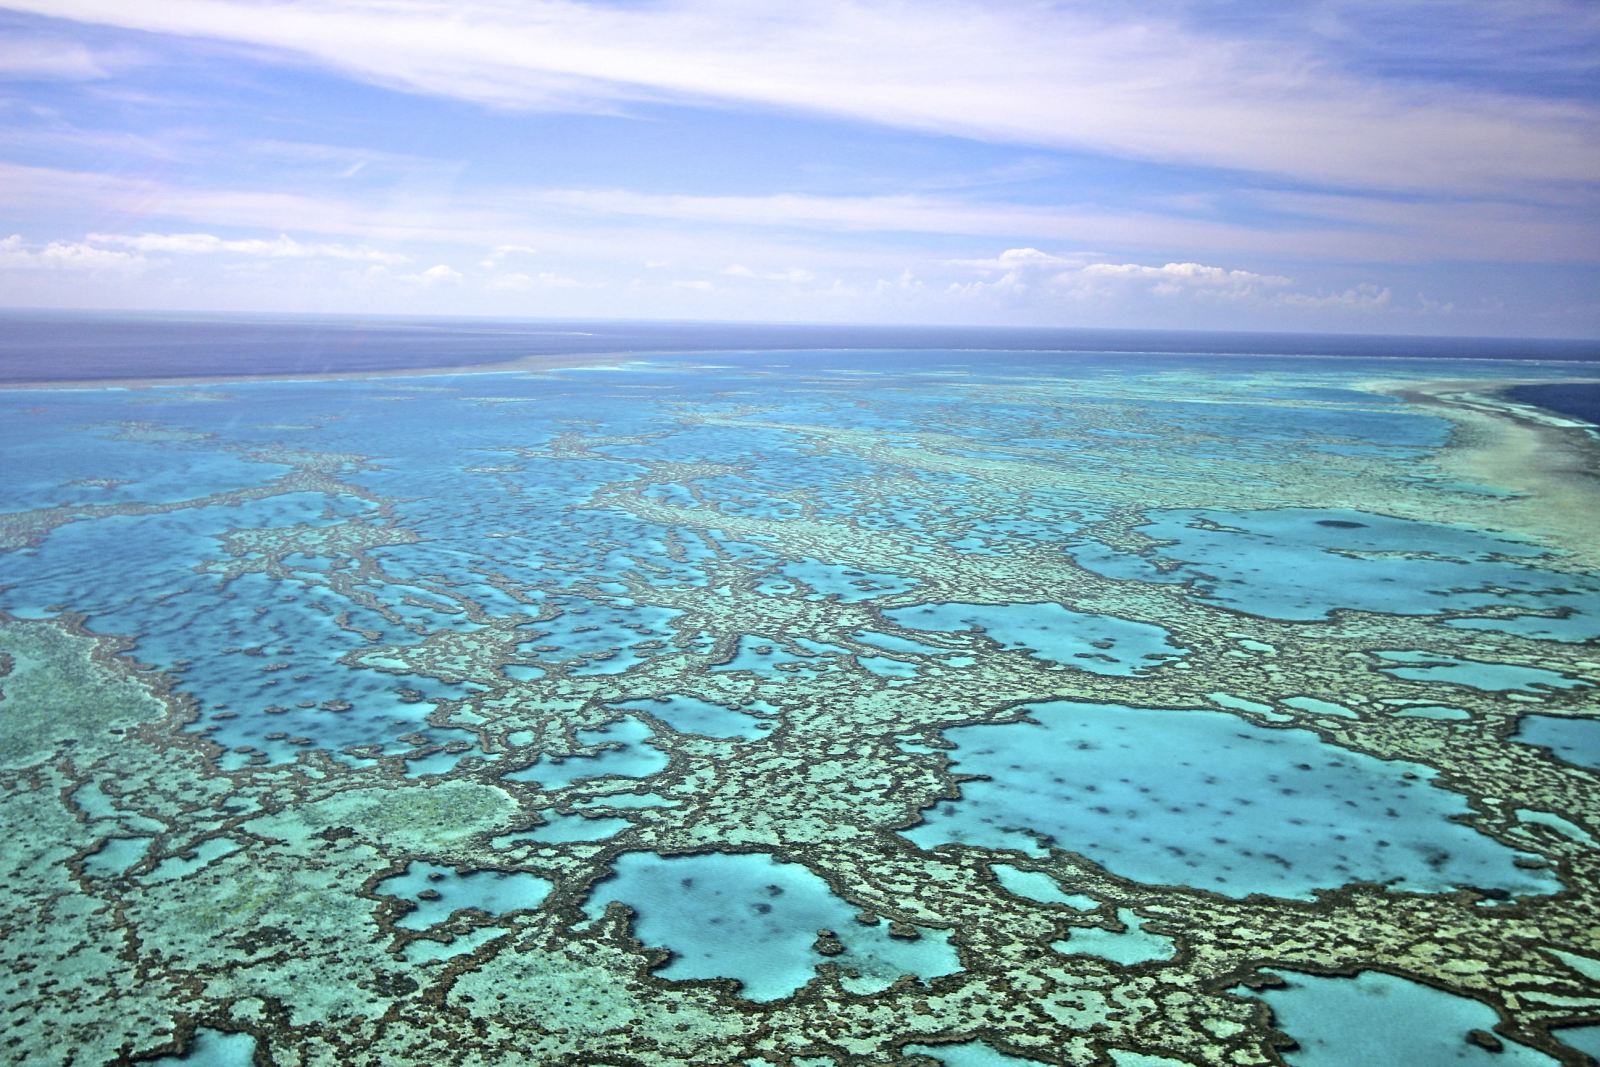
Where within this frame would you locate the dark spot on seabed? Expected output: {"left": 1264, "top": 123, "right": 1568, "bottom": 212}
{"left": 1315, "top": 519, "right": 1368, "bottom": 528}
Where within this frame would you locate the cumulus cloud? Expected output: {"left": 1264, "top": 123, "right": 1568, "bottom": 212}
{"left": 1077, "top": 261, "right": 1291, "bottom": 298}
{"left": 405, "top": 263, "right": 463, "bottom": 286}
{"left": 948, "top": 247, "right": 1309, "bottom": 305}
{"left": 946, "top": 248, "right": 1088, "bottom": 273}
{"left": 877, "top": 269, "right": 923, "bottom": 293}
{"left": 946, "top": 247, "right": 1095, "bottom": 297}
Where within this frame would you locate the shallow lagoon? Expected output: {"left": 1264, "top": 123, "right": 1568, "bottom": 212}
{"left": 1, "top": 339, "right": 1597, "bottom": 1064}
{"left": 907, "top": 700, "right": 1556, "bottom": 898}
{"left": 1243, "top": 971, "right": 1559, "bottom": 1066}
{"left": 584, "top": 851, "right": 961, "bottom": 1000}
{"left": 1071, "top": 506, "right": 1600, "bottom": 640}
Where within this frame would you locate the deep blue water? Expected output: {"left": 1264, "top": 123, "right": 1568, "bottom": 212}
{"left": 0, "top": 310, "right": 1595, "bottom": 384}
{"left": 1505, "top": 382, "right": 1600, "bottom": 427}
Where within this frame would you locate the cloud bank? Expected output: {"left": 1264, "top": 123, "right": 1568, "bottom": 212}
{"left": 5, "top": 0, "right": 1596, "bottom": 196}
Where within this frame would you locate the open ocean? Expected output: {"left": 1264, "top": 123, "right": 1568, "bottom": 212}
{"left": 1, "top": 309, "right": 1596, "bottom": 383}
{"left": 1, "top": 312, "right": 1598, "bottom": 1065}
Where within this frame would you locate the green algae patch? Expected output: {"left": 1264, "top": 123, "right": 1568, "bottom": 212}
{"left": 0, "top": 616, "right": 167, "bottom": 769}
{"left": 245, "top": 779, "right": 517, "bottom": 853}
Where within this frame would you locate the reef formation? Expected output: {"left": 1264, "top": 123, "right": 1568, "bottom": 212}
{"left": 0, "top": 349, "right": 1597, "bottom": 1065}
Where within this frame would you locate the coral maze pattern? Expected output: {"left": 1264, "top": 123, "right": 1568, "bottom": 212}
{"left": 0, "top": 349, "right": 1598, "bottom": 1065}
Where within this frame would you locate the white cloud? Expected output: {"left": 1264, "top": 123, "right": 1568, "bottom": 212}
{"left": 1077, "top": 261, "right": 1291, "bottom": 298}
{"left": 873, "top": 269, "right": 923, "bottom": 295}
{"left": 405, "top": 263, "right": 463, "bottom": 286}
{"left": 7, "top": 0, "right": 1596, "bottom": 194}
{"left": 5, "top": 160, "right": 1595, "bottom": 267}
{"left": 1278, "top": 282, "right": 1393, "bottom": 309}
{"left": 671, "top": 279, "right": 714, "bottom": 291}
{"left": 485, "top": 269, "right": 584, "bottom": 290}
{"left": 0, "top": 37, "right": 111, "bottom": 81}
{"left": 948, "top": 248, "right": 1315, "bottom": 307}
{"left": 1417, "top": 292, "right": 1457, "bottom": 315}
{"left": 89, "top": 231, "right": 408, "bottom": 263}
{"left": 478, "top": 243, "right": 539, "bottom": 269}
{"left": 946, "top": 247, "right": 1094, "bottom": 297}
{"left": 724, "top": 263, "right": 814, "bottom": 283}
{"left": 946, "top": 248, "right": 1087, "bottom": 272}
{"left": 0, "top": 233, "right": 146, "bottom": 271}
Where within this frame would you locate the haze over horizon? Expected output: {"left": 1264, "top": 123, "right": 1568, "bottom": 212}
{"left": 0, "top": 1, "right": 1596, "bottom": 338}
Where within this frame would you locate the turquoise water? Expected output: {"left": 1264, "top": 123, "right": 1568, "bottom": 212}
{"left": 611, "top": 694, "right": 774, "bottom": 739}
{"left": 503, "top": 716, "right": 670, "bottom": 788}
{"left": 377, "top": 861, "right": 553, "bottom": 930}
{"left": 990, "top": 864, "right": 1098, "bottom": 910}
{"left": 1513, "top": 714, "right": 1600, "bottom": 770}
{"left": 884, "top": 602, "right": 1185, "bottom": 675}
{"left": 1071, "top": 507, "right": 1600, "bottom": 639}
{"left": 903, "top": 1041, "right": 1048, "bottom": 1065}
{"left": 2, "top": 339, "right": 1597, "bottom": 1063}
{"left": 1557, "top": 1024, "right": 1600, "bottom": 1059}
{"left": 1053, "top": 908, "right": 1176, "bottom": 965}
{"left": 584, "top": 851, "right": 961, "bottom": 1000}
{"left": 147, "top": 1029, "right": 258, "bottom": 1066}
{"left": 496, "top": 811, "right": 632, "bottom": 844}
{"left": 1241, "top": 971, "right": 1559, "bottom": 1065}
{"left": 1374, "top": 651, "right": 1592, "bottom": 694}
{"left": 906, "top": 700, "right": 1557, "bottom": 898}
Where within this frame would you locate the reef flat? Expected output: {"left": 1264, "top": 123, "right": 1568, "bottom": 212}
{"left": 1, "top": 347, "right": 1597, "bottom": 1065}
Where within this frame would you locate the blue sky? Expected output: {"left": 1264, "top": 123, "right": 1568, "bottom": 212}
{"left": 0, "top": 0, "right": 1595, "bottom": 336}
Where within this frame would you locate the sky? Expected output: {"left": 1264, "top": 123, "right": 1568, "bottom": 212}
{"left": 0, "top": 0, "right": 1596, "bottom": 336}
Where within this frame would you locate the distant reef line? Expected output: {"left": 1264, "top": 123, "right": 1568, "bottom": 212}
{"left": 1367, "top": 375, "right": 1600, "bottom": 568}
{"left": 0, "top": 350, "right": 634, "bottom": 390}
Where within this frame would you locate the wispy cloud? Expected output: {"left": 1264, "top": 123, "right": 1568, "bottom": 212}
{"left": 478, "top": 243, "right": 539, "bottom": 270}
{"left": 724, "top": 263, "right": 815, "bottom": 283}
{"left": 1278, "top": 282, "right": 1393, "bottom": 310}
{"left": 486, "top": 269, "right": 583, "bottom": 290}
{"left": 6, "top": 0, "right": 1596, "bottom": 196}
{"left": 89, "top": 230, "right": 408, "bottom": 263}
{"left": 947, "top": 246, "right": 1367, "bottom": 311}
{"left": 0, "top": 232, "right": 146, "bottom": 270}
{"left": 946, "top": 248, "right": 1091, "bottom": 273}
{"left": 5, "top": 158, "right": 1595, "bottom": 270}
{"left": 0, "top": 35, "right": 113, "bottom": 81}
